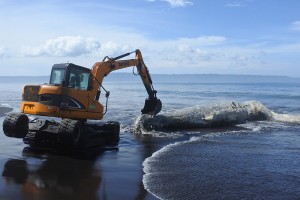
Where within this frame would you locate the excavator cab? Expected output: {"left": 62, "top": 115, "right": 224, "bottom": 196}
{"left": 49, "top": 63, "right": 91, "bottom": 90}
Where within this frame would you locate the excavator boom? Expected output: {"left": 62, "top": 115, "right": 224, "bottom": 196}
{"left": 90, "top": 49, "right": 162, "bottom": 116}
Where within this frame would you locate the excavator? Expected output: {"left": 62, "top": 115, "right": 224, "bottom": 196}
{"left": 2, "top": 49, "right": 162, "bottom": 150}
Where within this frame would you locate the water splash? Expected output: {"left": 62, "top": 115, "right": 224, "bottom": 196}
{"left": 134, "top": 100, "right": 300, "bottom": 133}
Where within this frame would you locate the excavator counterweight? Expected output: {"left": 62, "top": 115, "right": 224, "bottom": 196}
{"left": 2, "top": 49, "right": 162, "bottom": 151}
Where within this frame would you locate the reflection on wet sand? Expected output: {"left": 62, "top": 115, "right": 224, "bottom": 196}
{"left": 2, "top": 148, "right": 106, "bottom": 200}
{"left": 0, "top": 136, "right": 158, "bottom": 200}
{"left": 134, "top": 134, "right": 167, "bottom": 200}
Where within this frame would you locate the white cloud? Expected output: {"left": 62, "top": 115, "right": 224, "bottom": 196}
{"left": 4, "top": 32, "right": 300, "bottom": 76}
{"left": 177, "top": 44, "right": 215, "bottom": 62}
{"left": 99, "top": 41, "right": 133, "bottom": 56}
{"left": 225, "top": 2, "right": 245, "bottom": 8}
{"left": 17, "top": 34, "right": 227, "bottom": 69}
{"left": 13, "top": 33, "right": 297, "bottom": 76}
{"left": 147, "top": 0, "right": 193, "bottom": 7}
{"left": 291, "top": 21, "right": 300, "bottom": 31}
{"left": 132, "top": 35, "right": 280, "bottom": 74}
{"left": 126, "top": 35, "right": 227, "bottom": 69}
{"left": 177, "top": 36, "right": 226, "bottom": 46}
{"left": 164, "top": 0, "right": 193, "bottom": 7}
{"left": 156, "top": 36, "right": 226, "bottom": 64}
{"left": 225, "top": 0, "right": 252, "bottom": 8}
{"left": 0, "top": 45, "right": 8, "bottom": 58}
{"left": 21, "top": 36, "right": 101, "bottom": 57}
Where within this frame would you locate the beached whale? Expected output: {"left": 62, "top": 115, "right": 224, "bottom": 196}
{"left": 134, "top": 100, "right": 300, "bottom": 132}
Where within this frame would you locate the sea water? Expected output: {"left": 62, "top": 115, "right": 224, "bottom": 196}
{"left": 0, "top": 74, "right": 300, "bottom": 199}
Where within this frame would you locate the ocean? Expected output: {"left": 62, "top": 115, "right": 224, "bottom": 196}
{"left": 0, "top": 74, "right": 300, "bottom": 199}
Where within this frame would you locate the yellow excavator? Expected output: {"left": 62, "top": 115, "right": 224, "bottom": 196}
{"left": 3, "top": 49, "right": 162, "bottom": 149}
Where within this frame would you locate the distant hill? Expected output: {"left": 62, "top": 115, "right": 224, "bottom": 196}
{"left": 0, "top": 76, "right": 49, "bottom": 83}
{"left": 0, "top": 74, "right": 299, "bottom": 84}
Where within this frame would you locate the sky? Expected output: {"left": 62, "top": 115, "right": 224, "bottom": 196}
{"left": 0, "top": 0, "right": 300, "bottom": 77}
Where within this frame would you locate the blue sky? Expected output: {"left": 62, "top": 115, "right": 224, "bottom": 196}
{"left": 0, "top": 0, "right": 300, "bottom": 76}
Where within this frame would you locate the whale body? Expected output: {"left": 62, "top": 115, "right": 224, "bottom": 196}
{"left": 134, "top": 100, "right": 300, "bottom": 133}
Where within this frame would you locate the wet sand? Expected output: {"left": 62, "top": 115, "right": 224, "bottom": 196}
{"left": 0, "top": 114, "right": 171, "bottom": 200}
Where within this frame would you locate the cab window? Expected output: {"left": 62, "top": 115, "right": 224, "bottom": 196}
{"left": 68, "top": 68, "right": 90, "bottom": 90}
{"left": 50, "top": 68, "right": 66, "bottom": 85}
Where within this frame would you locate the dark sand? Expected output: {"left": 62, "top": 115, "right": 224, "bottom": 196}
{"left": 0, "top": 108, "right": 172, "bottom": 199}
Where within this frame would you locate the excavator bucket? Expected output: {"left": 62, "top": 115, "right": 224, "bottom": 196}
{"left": 141, "top": 98, "right": 162, "bottom": 116}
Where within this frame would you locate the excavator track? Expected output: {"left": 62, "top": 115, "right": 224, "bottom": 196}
{"left": 3, "top": 113, "right": 120, "bottom": 152}
{"left": 23, "top": 119, "right": 60, "bottom": 148}
{"left": 3, "top": 113, "right": 29, "bottom": 138}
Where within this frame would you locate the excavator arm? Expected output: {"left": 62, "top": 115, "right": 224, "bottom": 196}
{"left": 90, "top": 49, "right": 162, "bottom": 116}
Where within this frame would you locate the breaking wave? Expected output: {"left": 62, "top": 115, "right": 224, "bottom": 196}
{"left": 134, "top": 100, "right": 300, "bottom": 133}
